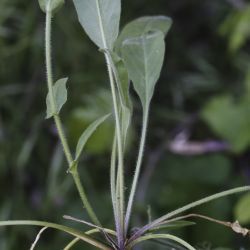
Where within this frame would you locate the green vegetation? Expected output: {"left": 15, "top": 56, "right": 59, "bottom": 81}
{"left": 0, "top": 0, "right": 250, "bottom": 249}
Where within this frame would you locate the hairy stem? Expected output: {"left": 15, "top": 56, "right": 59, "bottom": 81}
{"left": 45, "top": 10, "right": 100, "bottom": 226}
{"left": 70, "top": 169, "right": 101, "bottom": 226}
{"left": 125, "top": 107, "right": 149, "bottom": 233}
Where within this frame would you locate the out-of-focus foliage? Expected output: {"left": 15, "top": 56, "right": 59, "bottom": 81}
{"left": 202, "top": 72, "right": 250, "bottom": 153}
{"left": 0, "top": 0, "right": 250, "bottom": 249}
{"left": 220, "top": 5, "right": 250, "bottom": 52}
{"left": 235, "top": 193, "right": 250, "bottom": 224}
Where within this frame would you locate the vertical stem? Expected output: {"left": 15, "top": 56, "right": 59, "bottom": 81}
{"left": 104, "top": 53, "right": 125, "bottom": 247}
{"left": 45, "top": 10, "right": 100, "bottom": 227}
{"left": 125, "top": 107, "right": 149, "bottom": 233}
{"left": 54, "top": 115, "right": 73, "bottom": 165}
{"left": 110, "top": 133, "right": 119, "bottom": 225}
{"left": 71, "top": 169, "right": 101, "bottom": 226}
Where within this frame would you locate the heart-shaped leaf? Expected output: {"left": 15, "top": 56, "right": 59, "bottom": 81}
{"left": 72, "top": 0, "right": 121, "bottom": 50}
{"left": 121, "top": 31, "right": 165, "bottom": 110}
{"left": 38, "top": 0, "right": 64, "bottom": 13}
{"left": 46, "top": 78, "right": 68, "bottom": 119}
{"left": 75, "top": 114, "right": 110, "bottom": 162}
{"left": 115, "top": 16, "right": 172, "bottom": 54}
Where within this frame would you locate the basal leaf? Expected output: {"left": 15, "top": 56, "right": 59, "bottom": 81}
{"left": 46, "top": 78, "right": 68, "bottom": 119}
{"left": 72, "top": 0, "right": 121, "bottom": 50}
{"left": 150, "top": 220, "right": 196, "bottom": 232}
{"left": 121, "top": 31, "right": 165, "bottom": 109}
{"left": 38, "top": 0, "right": 64, "bottom": 13}
{"left": 0, "top": 220, "right": 109, "bottom": 249}
{"left": 129, "top": 234, "right": 195, "bottom": 250}
{"left": 75, "top": 114, "right": 110, "bottom": 162}
{"left": 115, "top": 16, "right": 172, "bottom": 54}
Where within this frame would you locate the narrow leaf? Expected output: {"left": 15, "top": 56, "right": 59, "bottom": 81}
{"left": 122, "top": 31, "right": 165, "bottom": 109}
{"left": 150, "top": 220, "right": 196, "bottom": 232}
{"left": 72, "top": 0, "right": 121, "bottom": 50}
{"left": 75, "top": 114, "right": 110, "bottom": 161}
{"left": 38, "top": 0, "right": 64, "bottom": 13}
{"left": 130, "top": 186, "right": 250, "bottom": 241}
{"left": 30, "top": 227, "right": 47, "bottom": 250}
{"left": 116, "top": 15, "right": 172, "bottom": 54}
{"left": 128, "top": 233, "right": 195, "bottom": 250}
{"left": 0, "top": 220, "right": 110, "bottom": 250}
{"left": 46, "top": 78, "right": 68, "bottom": 119}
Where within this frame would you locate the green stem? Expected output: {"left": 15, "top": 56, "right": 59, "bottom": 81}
{"left": 94, "top": 0, "right": 125, "bottom": 243}
{"left": 45, "top": 10, "right": 100, "bottom": 226}
{"left": 54, "top": 115, "right": 73, "bottom": 165}
{"left": 104, "top": 52, "right": 125, "bottom": 244}
{"left": 45, "top": 10, "right": 55, "bottom": 113}
{"left": 125, "top": 106, "right": 149, "bottom": 233}
{"left": 71, "top": 169, "right": 101, "bottom": 226}
{"left": 110, "top": 132, "right": 118, "bottom": 226}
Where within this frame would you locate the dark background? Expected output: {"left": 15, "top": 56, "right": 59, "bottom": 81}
{"left": 0, "top": 0, "right": 250, "bottom": 249}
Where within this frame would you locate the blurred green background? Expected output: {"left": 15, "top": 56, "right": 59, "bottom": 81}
{"left": 1, "top": 0, "right": 250, "bottom": 249}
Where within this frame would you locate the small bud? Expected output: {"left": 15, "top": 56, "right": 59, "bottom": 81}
{"left": 38, "top": 0, "right": 64, "bottom": 14}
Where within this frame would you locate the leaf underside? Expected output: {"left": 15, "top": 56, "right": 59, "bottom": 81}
{"left": 72, "top": 0, "right": 121, "bottom": 49}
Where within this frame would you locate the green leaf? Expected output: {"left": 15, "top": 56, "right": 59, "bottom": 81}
{"left": 0, "top": 220, "right": 109, "bottom": 249}
{"left": 128, "top": 233, "right": 195, "bottom": 250}
{"left": 72, "top": 0, "right": 121, "bottom": 50}
{"left": 121, "top": 30, "right": 165, "bottom": 110}
{"left": 111, "top": 52, "right": 132, "bottom": 110}
{"left": 46, "top": 78, "right": 68, "bottom": 119}
{"left": 235, "top": 193, "right": 250, "bottom": 224}
{"left": 150, "top": 221, "right": 196, "bottom": 232}
{"left": 68, "top": 89, "right": 114, "bottom": 154}
{"left": 75, "top": 114, "right": 110, "bottom": 162}
{"left": 38, "top": 0, "right": 64, "bottom": 13}
{"left": 111, "top": 52, "right": 132, "bottom": 147}
{"left": 116, "top": 15, "right": 172, "bottom": 54}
